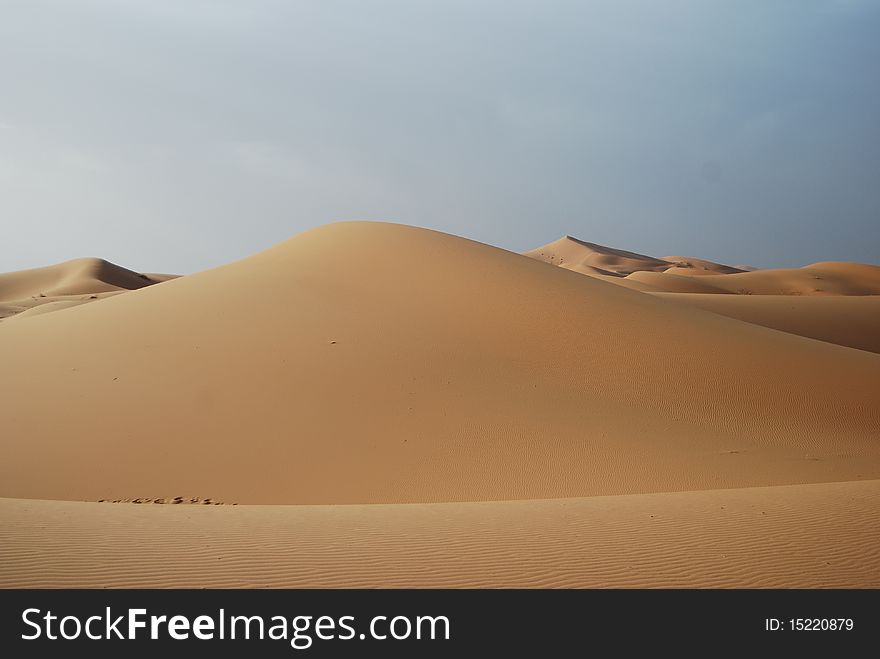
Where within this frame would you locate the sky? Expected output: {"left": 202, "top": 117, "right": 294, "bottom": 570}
{"left": 1, "top": 0, "right": 879, "bottom": 274}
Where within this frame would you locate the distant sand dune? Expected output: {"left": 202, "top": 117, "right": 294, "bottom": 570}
{"left": 524, "top": 237, "right": 745, "bottom": 279}
{"left": 2, "top": 480, "right": 877, "bottom": 588}
{"left": 525, "top": 237, "right": 880, "bottom": 296}
{"left": 660, "top": 256, "right": 746, "bottom": 275}
{"left": 621, "top": 263, "right": 880, "bottom": 295}
{"left": 525, "top": 236, "right": 671, "bottom": 276}
{"left": 661, "top": 262, "right": 880, "bottom": 296}
{"left": 0, "top": 257, "right": 158, "bottom": 299}
{"left": 0, "top": 258, "right": 176, "bottom": 320}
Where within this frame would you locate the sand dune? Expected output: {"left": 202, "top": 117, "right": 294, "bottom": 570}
{"left": 525, "top": 235, "right": 671, "bottom": 276}
{"left": 624, "top": 270, "right": 732, "bottom": 293}
{"left": 660, "top": 256, "right": 746, "bottom": 275}
{"left": 2, "top": 221, "right": 879, "bottom": 589}
{"left": 0, "top": 258, "right": 175, "bottom": 320}
{"left": 2, "top": 479, "right": 878, "bottom": 588}
{"left": 0, "top": 257, "right": 160, "bottom": 299}
{"left": 624, "top": 262, "right": 880, "bottom": 295}
{"left": 524, "top": 237, "right": 746, "bottom": 279}
{"left": 1, "top": 222, "right": 879, "bottom": 506}
{"left": 653, "top": 293, "right": 880, "bottom": 354}
{"left": 525, "top": 236, "right": 880, "bottom": 296}
{"left": 659, "top": 262, "right": 880, "bottom": 296}
{"left": 522, "top": 238, "right": 743, "bottom": 292}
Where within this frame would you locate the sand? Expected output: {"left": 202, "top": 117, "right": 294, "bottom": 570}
{"left": 1, "top": 221, "right": 878, "bottom": 588}
{"left": 653, "top": 293, "right": 880, "bottom": 353}
{"left": 660, "top": 256, "right": 746, "bottom": 275}
{"left": 2, "top": 480, "right": 877, "bottom": 588}
{"left": 625, "top": 270, "right": 732, "bottom": 293}
{"left": 0, "top": 258, "right": 175, "bottom": 321}
{"left": 525, "top": 235, "right": 672, "bottom": 275}
{"left": 526, "top": 235, "right": 880, "bottom": 296}
{"left": 645, "top": 262, "right": 880, "bottom": 296}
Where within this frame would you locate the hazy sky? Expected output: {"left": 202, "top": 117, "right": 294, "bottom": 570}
{"left": 1, "top": 0, "right": 879, "bottom": 273}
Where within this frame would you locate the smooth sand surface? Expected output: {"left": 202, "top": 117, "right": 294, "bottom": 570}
{"left": 625, "top": 270, "right": 732, "bottom": 293}
{"left": 571, "top": 272, "right": 667, "bottom": 292}
{"left": 2, "top": 480, "right": 878, "bottom": 588}
{"left": 2, "top": 222, "right": 878, "bottom": 588}
{"left": 653, "top": 293, "right": 880, "bottom": 354}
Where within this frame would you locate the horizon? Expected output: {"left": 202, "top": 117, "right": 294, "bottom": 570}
{"left": 1, "top": 218, "right": 875, "bottom": 277}
{"left": 2, "top": 0, "right": 879, "bottom": 273}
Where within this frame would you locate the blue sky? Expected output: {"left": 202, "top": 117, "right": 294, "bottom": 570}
{"left": 1, "top": 0, "right": 878, "bottom": 273}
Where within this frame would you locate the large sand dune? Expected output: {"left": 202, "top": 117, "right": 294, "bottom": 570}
{"left": 526, "top": 235, "right": 880, "bottom": 296}
{"left": 1, "top": 222, "right": 879, "bottom": 505}
{"left": 2, "top": 221, "right": 878, "bottom": 588}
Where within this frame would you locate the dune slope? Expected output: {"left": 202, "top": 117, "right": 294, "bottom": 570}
{"left": 0, "top": 222, "right": 879, "bottom": 504}
{"left": 624, "top": 270, "right": 732, "bottom": 294}
{"left": 653, "top": 293, "right": 880, "bottom": 354}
